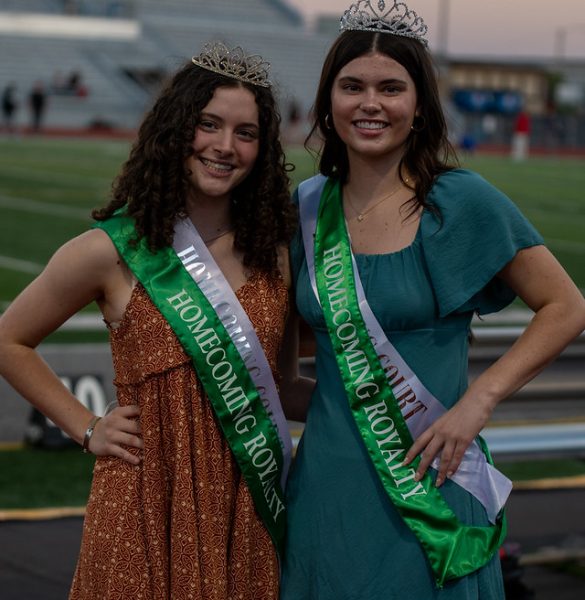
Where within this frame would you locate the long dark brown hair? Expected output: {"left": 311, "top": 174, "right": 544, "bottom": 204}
{"left": 93, "top": 60, "right": 297, "bottom": 273}
{"left": 307, "top": 30, "right": 458, "bottom": 209}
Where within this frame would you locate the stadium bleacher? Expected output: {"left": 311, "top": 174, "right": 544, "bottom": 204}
{"left": 0, "top": 0, "right": 334, "bottom": 130}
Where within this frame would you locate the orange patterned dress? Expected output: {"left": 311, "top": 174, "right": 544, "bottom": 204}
{"left": 69, "top": 270, "right": 288, "bottom": 600}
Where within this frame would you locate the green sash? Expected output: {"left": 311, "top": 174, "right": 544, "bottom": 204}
{"left": 313, "top": 179, "right": 506, "bottom": 586}
{"left": 95, "top": 214, "right": 286, "bottom": 556}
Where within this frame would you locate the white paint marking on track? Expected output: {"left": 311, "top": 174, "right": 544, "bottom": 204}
{"left": 0, "top": 255, "right": 44, "bottom": 274}
{"left": 547, "top": 238, "right": 585, "bottom": 254}
{"left": 0, "top": 194, "right": 89, "bottom": 219}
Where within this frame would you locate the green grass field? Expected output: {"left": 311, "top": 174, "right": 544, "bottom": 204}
{"left": 1, "top": 137, "right": 584, "bottom": 315}
{"left": 0, "top": 139, "right": 583, "bottom": 508}
{"left": 0, "top": 446, "right": 584, "bottom": 510}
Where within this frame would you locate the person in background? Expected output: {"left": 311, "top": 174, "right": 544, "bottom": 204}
{"left": 0, "top": 41, "right": 301, "bottom": 599}
{"left": 29, "top": 80, "right": 47, "bottom": 132}
{"left": 1, "top": 82, "right": 18, "bottom": 134}
{"left": 281, "top": 1, "right": 585, "bottom": 598}
{"left": 511, "top": 109, "right": 531, "bottom": 161}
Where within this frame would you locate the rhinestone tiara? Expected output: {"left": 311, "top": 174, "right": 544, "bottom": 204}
{"left": 192, "top": 41, "right": 271, "bottom": 88}
{"left": 340, "top": 1, "right": 429, "bottom": 47}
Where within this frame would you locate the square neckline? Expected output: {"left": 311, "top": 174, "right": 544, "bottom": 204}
{"left": 351, "top": 213, "right": 424, "bottom": 259}
{"left": 105, "top": 269, "right": 285, "bottom": 334}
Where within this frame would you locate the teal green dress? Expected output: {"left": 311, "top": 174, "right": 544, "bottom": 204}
{"left": 281, "top": 170, "right": 544, "bottom": 599}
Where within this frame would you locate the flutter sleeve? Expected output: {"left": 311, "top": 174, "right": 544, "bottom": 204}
{"left": 420, "top": 169, "right": 544, "bottom": 317}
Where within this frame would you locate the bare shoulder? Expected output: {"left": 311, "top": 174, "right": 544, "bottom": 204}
{"left": 0, "top": 229, "right": 126, "bottom": 345}
{"left": 36, "top": 228, "right": 128, "bottom": 307}
{"left": 53, "top": 228, "right": 119, "bottom": 271}
{"left": 499, "top": 245, "right": 585, "bottom": 313}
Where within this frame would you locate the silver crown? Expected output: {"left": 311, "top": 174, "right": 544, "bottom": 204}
{"left": 340, "top": 1, "right": 428, "bottom": 47}
{"left": 192, "top": 42, "right": 271, "bottom": 88}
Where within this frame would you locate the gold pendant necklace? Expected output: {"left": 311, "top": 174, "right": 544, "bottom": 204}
{"left": 346, "top": 177, "right": 410, "bottom": 222}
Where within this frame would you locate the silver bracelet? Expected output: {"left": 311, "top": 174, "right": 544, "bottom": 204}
{"left": 82, "top": 416, "right": 101, "bottom": 454}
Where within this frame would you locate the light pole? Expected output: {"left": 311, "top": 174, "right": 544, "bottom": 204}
{"left": 554, "top": 24, "right": 585, "bottom": 62}
{"left": 436, "top": 0, "right": 451, "bottom": 62}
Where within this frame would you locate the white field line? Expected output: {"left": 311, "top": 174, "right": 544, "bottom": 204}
{"left": 0, "top": 194, "right": 89, "bottom": 219}
{"left": 0, "top": 163, "right": 111, "bottom": 187}
{"left": 0, "top": 255, "right": 44, "bottom": 274}
{"left": 524, "top": 206, "right": 585, "bottom": 221}
{"left": 547, "top": 238, "right": 585, "bottom": 254}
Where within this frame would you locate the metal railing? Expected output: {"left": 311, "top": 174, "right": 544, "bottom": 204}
{"left": 298, "top": 328, "right": 585, "bottom": 458}
{"left": 1, "top": 321, "right": 584, "bottom": 456}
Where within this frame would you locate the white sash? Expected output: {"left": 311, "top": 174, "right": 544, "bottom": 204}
{"left": 298, "top": 176, "right": 511, "bottom": 523}
{"left": 173, "top": 217, "right": 292, "bottom": 487}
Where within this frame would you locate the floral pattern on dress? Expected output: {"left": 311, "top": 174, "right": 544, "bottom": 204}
{"left": 70, "top": 270, "right": 288, "bottom": 600}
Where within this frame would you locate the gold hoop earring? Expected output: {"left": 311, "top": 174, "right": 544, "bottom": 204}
{"left": 324, "top": 113, "right": 333, "bottom": 130}
{"left": 410, "top": 115, "right": 426, "bottom": 133}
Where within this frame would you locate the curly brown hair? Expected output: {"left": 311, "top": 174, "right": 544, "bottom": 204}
{"left": 307, "top": 30, "right": 459, "bottom": 212}
{"left": 93, "top": 59, "right": 297, "bottom": 273}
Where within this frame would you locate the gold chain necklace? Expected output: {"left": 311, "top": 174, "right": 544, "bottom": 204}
{"left": 346, "top": 177, "right": 410, "bottom": 222}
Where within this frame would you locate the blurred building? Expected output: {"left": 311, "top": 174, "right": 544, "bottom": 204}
{"left": 450, "top": 60, "right": 549, "bottom": 115}
{"left": 448, "top": 57, "right": 585, "bottom": 151}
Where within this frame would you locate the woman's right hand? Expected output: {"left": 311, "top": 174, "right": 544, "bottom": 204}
{"left": 87, "top": 405, "right": 143, "bottom": 465}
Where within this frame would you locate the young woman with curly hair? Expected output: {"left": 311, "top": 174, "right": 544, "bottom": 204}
{"left": 0, "top": 42, "right": 306, "bottom": 600}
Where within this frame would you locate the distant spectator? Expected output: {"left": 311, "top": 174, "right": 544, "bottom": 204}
{"left": 66, "top": 70, "right": 89, "bottom": 97}
{"left": 29, "top": 81, "right": 47, "bottom": 133}
{"left": 511, "top": 110, "right": 531, "bottom": 161}
{"left": 1, "top": 83, "right": 18, "bottom": 133}
{"left": 68, "top": 71, "right": 81, "bottom": 91}
{"left": 50, "top": 69, "right": 88, "bottom": 97}
{"left": 76, "top": 82, "right": 89, "bottom": 98}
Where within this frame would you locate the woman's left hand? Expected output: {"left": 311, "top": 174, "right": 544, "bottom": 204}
{"left": 402, "top": 394, "right": 493, "bottom": 486}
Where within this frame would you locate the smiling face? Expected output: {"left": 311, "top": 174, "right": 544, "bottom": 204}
{"left": 330, "top": 51, "right": 418, "bottom": 167}
{"left": 185, "top": 85, "right": 260, "bottom": 205}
